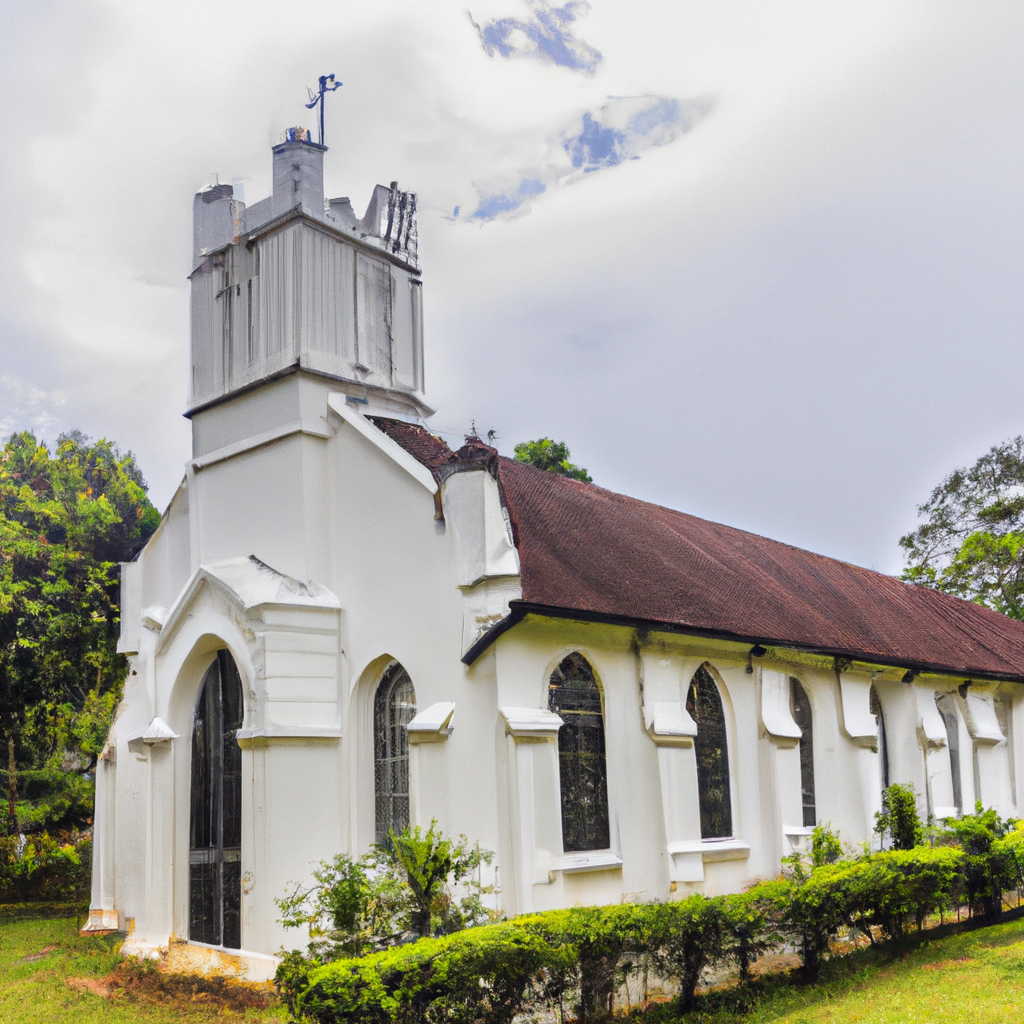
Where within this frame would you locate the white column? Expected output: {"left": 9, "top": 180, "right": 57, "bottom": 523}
{"left": 82, "top": 745, "right": 119, "bottom": 933}
{"left": 498, "top": 707, "right": 564, "bottom": 914}
{"left": 759, "top": 668, "right": 804, "bottom": 859}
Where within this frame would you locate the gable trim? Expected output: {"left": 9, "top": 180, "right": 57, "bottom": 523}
{"left": 327, "top": 394, "right": 437, "bottom": 494}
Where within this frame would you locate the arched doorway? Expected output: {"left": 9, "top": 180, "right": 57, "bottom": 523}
{"left": 189, "top": 650, "right": 243, "bottom": 948}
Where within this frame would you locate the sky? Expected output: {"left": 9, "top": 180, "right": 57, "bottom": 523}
{"left": 0, "top": 0, "right": 1022, "bottom": 575}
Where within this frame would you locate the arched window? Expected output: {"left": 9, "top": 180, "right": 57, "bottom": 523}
{"left": 189, "top": 650, "right": 243, "bottom": 949}
{"left": 790, "top": 678, "right": 816, "bottom": 827}
{"left": 374, "top": 663, "right": 416, "bottom": 845}
{"left": 686, "top": 665, "right": 732, "bottom": 839}
{"left": 935, "top": 693, "right": 963, "bottom": 815}
{"left": 870, "top": 684, "right": 889, "bottom": 791}
{"left": 548, "top": 653, "right": 610, "bottom": 852}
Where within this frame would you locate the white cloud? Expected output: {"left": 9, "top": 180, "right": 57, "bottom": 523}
{"left": 0, "top": 1, "right": 1022, "bottom": 574}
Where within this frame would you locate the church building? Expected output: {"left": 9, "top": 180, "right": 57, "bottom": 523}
{"left": 85, "top": 129, "right": 1024, "bottom": 978}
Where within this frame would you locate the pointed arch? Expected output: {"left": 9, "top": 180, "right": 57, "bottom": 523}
{"left": 189, "top": 649, "right": 244, "bottom": 949}
{"left": 790, "top": 677, "right": 816, "bottom": 827}
{"left": 686, "top": 664, "right": 732, "bottom": 839}
{"left": 870, "top": 684, "right": 889, "bottom": 792}
{"left": 373, "top": 662, "right": 416, "bottom": 844}
{"left": 548, "top": 652, "right": 610, "bottom": 852}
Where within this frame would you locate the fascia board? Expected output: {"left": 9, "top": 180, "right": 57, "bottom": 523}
{"left": 327, "top": 394, "right": 437, "bottom": 494}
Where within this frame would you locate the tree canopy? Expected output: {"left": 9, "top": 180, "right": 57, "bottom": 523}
{"left": 900, "top": 436, "right": 1024, "bottom": 619}
{"left": 0, "top": 430, "right": 159, "bottom": 834}
{"left": 513, "top": 438, "right": 592, "bottom": 483}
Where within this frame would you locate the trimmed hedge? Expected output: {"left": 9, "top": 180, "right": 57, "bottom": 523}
{"left": 282, "top": 842, "right": 1019, "bottom": 1022}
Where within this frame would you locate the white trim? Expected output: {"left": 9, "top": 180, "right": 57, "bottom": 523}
{"left": 556, "top": 851, "right": 623, "bottom": 874}
{"left": 190, "top": 420, "right": 329, "bottom": 472}
{"left": 500, "top": 706, "right": 563, "bottom": 739}
{"left": 407, "top": 701, "right": 456, "bottom": 743}
{"left": 668, "top": 838, "right": 751, "bottom": 862}
{"left": 327, "top": 393, "right": 438, "bottom": 494}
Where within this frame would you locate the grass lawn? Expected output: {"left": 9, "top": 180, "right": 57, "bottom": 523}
{"left": 688, "top": 915, "right": 1024, "bottom": 1023}
{"left": 1, "top": 914, "right": 1023, "bottom": 1023}
{"left": 0, "top": 915, "right": 284, "bottom": 1023}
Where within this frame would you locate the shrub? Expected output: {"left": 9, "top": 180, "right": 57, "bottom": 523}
{"left": 993, "top": 819, "right": 1024, "bottom": 902}
{"left": 937, "top": 806, "right": 1014, "bottom": 916}
{"left": 722, "top": 884, "right": 785, "bottom": 983}
{"left": 295, "top": 921, "right": 565, "bottom": 1024}
{"left": 279, "top": 813, "right": 1019, "bottom": 1020}
{"left": 843, "top": 847, "right": 963, "bottom": 940}
{"left": 0, "top": 830, "right": 91, "bottom": 903}
{"left": 649, "top": 895, "right": 729, "bottom": 1013}
{"left": 875, "top": 783, "right": 924, "bottom": 850}
{"left": 276, "top": 823, "right": 495, "bottom": 961}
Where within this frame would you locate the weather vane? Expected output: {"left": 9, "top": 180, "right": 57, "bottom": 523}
{"left": 305, "top": 74, "right": 342, "bottom": 146}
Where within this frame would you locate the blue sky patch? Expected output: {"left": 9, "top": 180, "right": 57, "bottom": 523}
{"left": 474, "top": 1, "right": 601, "bottom": 75}
{"left": 470, "top": 177, "right": 548, "bottom": 220}
{"left": 566, "top": 112, "right": 625, "bottom": 170}
{"left": 453, "top": 95, "right": 713, "bottom": 222}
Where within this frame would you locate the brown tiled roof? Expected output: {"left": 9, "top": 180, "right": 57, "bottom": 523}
{"left": 375, "top": 418, "right": 1024, "bottom": 680}
{"left": 370, "top": 418, "right": 455, "bottom": 469}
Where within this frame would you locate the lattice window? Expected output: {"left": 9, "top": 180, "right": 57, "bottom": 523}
{"left": 374, "top": 664, "right": 416, "bottom": 845}
{"left": 790, "top": 678, "right": 816, "bottom": 827}
{"left": 935, "top": 693, "right": 963, "bottom": 814}
{"left": 189, "top": 650, "right": 244, "bottom": 949}
{"left": 549, "top": 653, "right": 610, "bottom": 852}
{"left": 686, "top": 665, "right": 732, "bottom": 839}
{"left": 869, "top": 684, "right": 889, "bottom": 791}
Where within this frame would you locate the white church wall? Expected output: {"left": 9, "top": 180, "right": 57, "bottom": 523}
{"left": 194, "top": 435, "right": 311, "bottom": 579}
{"left": 327, "top": 418, "right": 501, "bottom": 866}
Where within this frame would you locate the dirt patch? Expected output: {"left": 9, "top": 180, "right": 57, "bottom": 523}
{"left": 922, "top": 957, "right": 976, "bottom": 970}
{"left": 749, "top": 952, "right": 802, "bottom": 977}
{"left": 64, "top": 960, "right": 277, "bottom": 1011}
{"left": 67, "top": 976, "right": 116, "bottom": 997}
{"left": 20, "top": 944, "right": 58, "bottom": 962}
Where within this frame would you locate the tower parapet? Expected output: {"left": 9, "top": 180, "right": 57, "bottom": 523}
{"left": 188, "top": 128, "right": 425, "bottom": 420}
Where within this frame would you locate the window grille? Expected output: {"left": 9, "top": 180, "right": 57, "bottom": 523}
{"left": 869, "top": 684, "right": 889, "bottom": 791}
{"left": 548, "top": 653, "right": 610, "bottom": 852}
{"left": 790, "top": 678, "right": 816, "bottom": 827}
{"left": 189, "top": 650, "right": 243, "bottom": 949}
{"left": 374, "top": 664, "right": 416, "bottom": 845}
{"left": 686, "top": 665, "right": 732, "bottom": 839}
{"left": 934, "top": 693, "right": 963, "bottom": 814}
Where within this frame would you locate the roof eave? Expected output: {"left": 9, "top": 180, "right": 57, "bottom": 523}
{"left": 461, "top": 600, "right": 1024, "bottom": 685}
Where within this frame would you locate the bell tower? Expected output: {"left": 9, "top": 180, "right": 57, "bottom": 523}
{"left": 186, "top": 128, "right": 428, "bottom": 455}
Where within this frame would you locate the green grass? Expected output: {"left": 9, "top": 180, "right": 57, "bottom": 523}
{"left": 0, "top": 915, "right": 283, "bottom": 1023}
{"left": 3, "top": 914, "right": 1023, "bottom": 1023}
{"left": 685, "top": 916, "right": 1024, "bottom": 1023}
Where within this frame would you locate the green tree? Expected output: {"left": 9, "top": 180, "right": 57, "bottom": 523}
{"left": 0, "top": 430, "right": 158, "bottom": 833}
{"left": 513, "top": 438, "right": 592, "bottom": 483}
{"left": 900, "top": 436, "right": 1024, "bottom": 617}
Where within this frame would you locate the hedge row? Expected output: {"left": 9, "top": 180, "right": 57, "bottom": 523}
{"left": 279, "top": 842, "right": 1018, "bottom": 1023}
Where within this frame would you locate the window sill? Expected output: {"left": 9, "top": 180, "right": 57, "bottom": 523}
{"left": 667, "top": 839, "right": 751, "bottom": 863}
{"left": 556, "top": 852, "right": 623, "bottom": 874}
